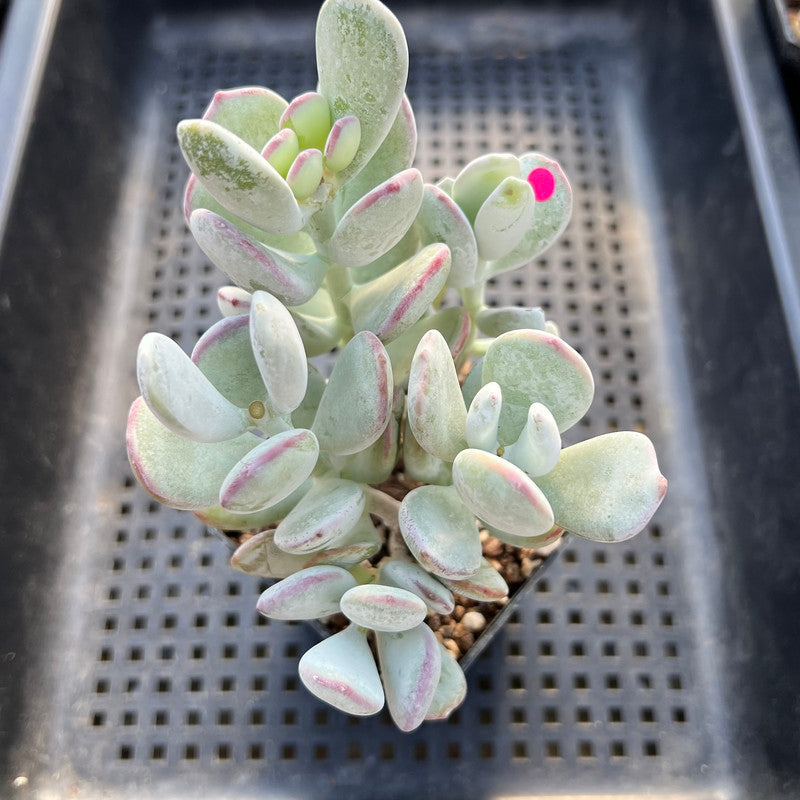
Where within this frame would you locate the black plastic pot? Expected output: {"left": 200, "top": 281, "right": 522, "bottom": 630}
{"left": 2, "top": 0, "right": 800, "bottom": 798}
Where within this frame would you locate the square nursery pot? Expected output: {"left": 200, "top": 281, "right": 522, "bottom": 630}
{"left": 2, "top": 0, "right": 800, "bottom": 798}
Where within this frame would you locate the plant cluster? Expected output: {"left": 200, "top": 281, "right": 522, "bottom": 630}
{"left": 126, "top": 0, "right": 667, "bottom": 731}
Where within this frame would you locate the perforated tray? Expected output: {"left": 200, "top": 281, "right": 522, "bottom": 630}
{"left": 2, "top": 1, "right": 800, "bottom": 799}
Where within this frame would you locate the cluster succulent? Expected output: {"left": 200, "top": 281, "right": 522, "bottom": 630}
{"left": 126, "top": 0, "right": 667, "bottom": 732}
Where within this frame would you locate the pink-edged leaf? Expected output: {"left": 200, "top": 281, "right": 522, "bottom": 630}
{"left": 338, "top": 415, "right": 399, "bottom": 484}
{"left": 465, "top": 381, "right": 502, "bottom": 453}
{"left": 312, "top": 331, "right": 393, "bottom": 456}
{"left": 473, "top": 175, "right": 535, "bottom": 261}
{"left": 229, "top": 526, "right": 312, "bottom": 579}
{"left": 482, "top": 328, "right": 594, "bottom": 443}
{"left": 274, "top": 477, "right": 366, "bottom": 554}
{"left": 324, "top": 115, "right": 361, "bottom": 173}
{"left": 217, "top": 286, "right": 252, "bottom": 317}
{"left": 177, "top": 119, "right": 303, "bottom": 235}
{"left": 279, "top": 91, "right": 331, "bottom": 151}
{"left": 219, "top": 428, "right": 319, "bottom": 513}
{"left": 407, "top": 329, "right": 467, "bottom": 462}
{"left": 340, "top": 584, "right": 427, "bottom": 632}
{"left": 261, "top": 127, "right": 300, "bottom": 177}
{"left": 451, "top": 153, "right": 520, "bottom": 223}
{"left": 126, "top": 396, "right": 255, "bottom": 511}
{"left": 137, "top": 332, "right": 248, "bottom": 442}
{"left": 439, "top": 558, "right": 509, "bottom": 602}
{"left": 399, "top": 485, "right": 481, "bottom": 580}
{"left": 534, "top": 431, "right": 668, "bottom": 543}
{"left": 349, "top": 243, "right": 451, "bottom": 344}
{"left": 452, "top": 448, "right": 554, "bottom": 537}
{"left": 249, "top": 290, "right": 307, "bottom": 416}
{"left": 329, "top": 168, "right": 424, "bottom": 268}
{"left": 285, "top": 147, "right": 324, "bottom": 201}
{"left": 376, "top": 624, "right": 441, "bottom": 732}
{"left": 202, "top": 86, "right": 287, "bottom": 150}
{"left": 190, "top": 209, "right": 325, "bottom": 307}
{"left": 256, "top": 565, "right": 357, "bottom": 619}
{"left": 299, "top": 625, "right": 385, "bottom": 716}
{"left": 414, "top": 183, "right": 478, "bottom": 288}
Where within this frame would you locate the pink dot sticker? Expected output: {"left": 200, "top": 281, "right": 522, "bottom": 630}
{"left": 527, "top": 167, "right": 556, "bottom": 202}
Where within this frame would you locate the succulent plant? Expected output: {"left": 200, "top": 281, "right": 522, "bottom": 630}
{"left": 126, "top": 0, "right": 667, "bottom": 732}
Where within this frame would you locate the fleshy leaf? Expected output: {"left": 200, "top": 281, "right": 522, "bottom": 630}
{"left": 202, "top": 86, "right": 287, "bottom": 150}
{"left": 286, "top": 148, "right": 324, "bottom": 201}
{"left": 274, "top": 477, "right": 366, "bottom": 554}
{"left": 407, "top": 329, "right": 467, "bottom": 461}
{"left": 452, "top": 448, "right": 554, "bottom": 537}
{"left": 488, "top": 153, "right": 572, "bottom": 276}
{"left": 340, "top": 584, "right": 427, "bottom": 632}
{"left": 451, "top": 153, "right": 520, "bottom": 223}
{"left": 482, "top": 328, "right": 594, "bottom": 443}
{"left": 338, "top": 94, "right": 416, "bottom": 211}
{"left": 256, "top": 565, "right": 357, "bottom": 619}
{"left": 504, "top": 402, "right": 561, "bottom": 478}
{"left": 230, "top": 528, "right": 314, "bottom": 579}
{"left": 329, "top": 168, "right": 424, "bottom": 268}
{"left": 439, "top": 558, "right": 509, "bottom": 602}
{"left": 312, "top": 331, "right": 393, "bottom": 456}
{"left": 324, "top": 115, "right": 361, "bottom": 173}
{"left": 349, "top": 243, "right": 451, "bottom": 343}
{"left": 379, "top": 559, "right": 454, "bottom": 615}
{"left": 473, "top": 175, "right": 535, "bottom": 261}
{"left": 217, "top": 286, "right": 252, "bottom": 317}
{"left": 137, "top": 332, "right": 248, "bottom": 442}
{"left": 414, "top": 184, "right": 478, "bottom": 288}
{"left": 183, "top": 173, "right": 313, "bottom": 253}
{"left": 350, "top": 224, "right": 421, "bottom": 284}
{"left": 190, "top": 209, "right": 326, "bottom": 306}
{"left": 219, "top": 428, "right": 319, "bottom": 513}
{"left": 126, "top": 397, "right": 256, "bottom": 511}
{"left": 177, "top": 119, "right": 303, "bottom": 234}
{"left": 376, "top": 624, "right": 441, "bottom": 732}
{"left": 425, "top": 645, "right": 467, "bottom": 720}
{"left": 250, "top": 290, "right": 308, "bottom": 415}
{"left": 401, "top": 421, "right": 453, "bottom": 486}
{"left": 534, "top": 432, "right": 668, "bottom": 542}
{"left": 299, "top": 625, "right": 384, "bottom": 716}
{"left": 279, "top": 91, "right": 331, "bottom": 151}
{"left": 386, "top": 306, "right": 470, "bottom": 387}
{"left": 191, "top": 315, "right": 265, "bottom": 409}
{"left": 196, "top": 480, "right": 311, "bottom": 533}
{"left": 476, "top": 305, "right": 546, "bottom": 337}
{"left": 316, "top": 0, "right": 408, "bottom": 182}
{"left": 485, "top": 523, "right": 564, "bottom": 549}
{"left": 261, "top": 128, "right": 300, "bottom": 177}
{"left": 465, "top": 381, "right": 502, "bottom": 453}
{"left": 460, "top": 357, "right": 483, "bottom": 410}
{"left": 399, "top": 485, "right": 481, "bottom": 580}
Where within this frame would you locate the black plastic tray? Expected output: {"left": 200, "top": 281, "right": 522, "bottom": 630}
{"left": 2, "top": 0, "right": 800, "bottom": 798}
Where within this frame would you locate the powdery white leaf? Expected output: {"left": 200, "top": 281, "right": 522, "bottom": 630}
{"left": 137, "top": 332, "right": 248, "bottom": 442}
{"left": 250, "top": 290, "right": 308, "bottom": 416}
{"left": 379, "top": 560, "right": 454, "bottom": 615}
{"left": 476, "top": 305, "right": 546, "bottom": 337}
{"left": 534, "top": 431, "right": 668, "bottom": 542}
{"left": 401, "top": 421, "right": 453, "bottom": 486}
{"left": 465, "top": 381, "right": 502, "bottom": 453}
{"left": 407, "top": 329, "right": 467, "bottom": 461}
{"left": 329, "top": 168, "right": 424, "bottom": 268}
{"left": 202, "top": 86, "right": 287, "bottom": 151}
{"left": 190, "top": 209, "right": 325, "bottom": 307}
{"left": 316, "top": 0, "right": 408, "bottom": 182}
{"left": 256, "top": 565, "right": 357, "bottom": 619}
{"left": 452, "top": 448, "right": 554, "bottom": 537}
{"left": 274, "top": 477, "right": 366, "bottom": 554}
{"left": 177, "top": 119, "right": 302, "bottom": 234}
{"left": 219, "top": 428, "right": 319, "bottom": 513}
{"left": 425, "top": 645, "right": 467, "bottom": 720}
{"left": 217, "top": 286, "right": 252, "bottom": 317}
{"left": 482, "top": 328, "right": 594, "bottom": 443}
{"left": 376, "top": 624, "right": 441, "bottom": 732}
{"left": 473, "top": 175, "right": 535, "bottom": 261}
{"left": 451, "top": 153, "right": 520, "bottom": 223}
{"left": 324, "top": 115, "right": 361, "bottom": 173}
{"left": 299, "top": 625, "right": 384, "bottom": 716}
{"left": 504, "top": 402, "right": 561, "bottom": 478}
{"left": 439, "top": 558, "right": 509, "bottom": 602}
{"left": 399, "top": 485, "right": 481, "bottom": 580}
{"left": 312, "top": 331, "right": 393, "bottom": 456}
{"left": 279, "top": 91, "right": 331, "bottom": 151}
{"left": 340, "top": 584, "right": 427, "bottom": 632}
